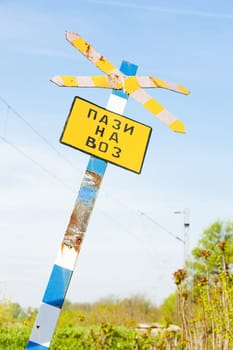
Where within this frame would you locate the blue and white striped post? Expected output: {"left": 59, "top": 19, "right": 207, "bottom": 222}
{"left": 26, "top": 61, "right": 138, "bottom": 349}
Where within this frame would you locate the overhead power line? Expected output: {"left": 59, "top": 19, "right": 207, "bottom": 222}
{"left": 139, "top": 210, "right": 184, "bottom": 243}
{"left": 0, "top": 95, "right": 182, "bottom": 247}
{"left": 0, "top": 95, "right": 80, "bottom": 173}
{"left": 0, "top": 135, "right": 76, "bottom": 193}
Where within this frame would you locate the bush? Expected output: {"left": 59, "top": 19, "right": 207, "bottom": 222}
{"left": 0, "top": 325, "right": 156, "bottom": 350}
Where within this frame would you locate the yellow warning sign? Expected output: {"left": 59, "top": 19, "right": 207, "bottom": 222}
{"left": 60, "top": 97, "right": 152, "bottom": 173}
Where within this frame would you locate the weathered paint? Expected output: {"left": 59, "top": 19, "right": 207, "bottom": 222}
{"left": 25, "top": 60, "right": 138, "bottom": 350}
{"left": 51, "top": 74, "right": 190, "bottom": 95}
{"left": 51, "top": 31, "right": 190, "bottom": 133}
{"left": 62, "top": 170, "right": 104, "bottom": 254}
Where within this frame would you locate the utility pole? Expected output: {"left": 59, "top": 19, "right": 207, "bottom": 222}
{"left": 174, "top": 208, "right": 190, "bottom": 263}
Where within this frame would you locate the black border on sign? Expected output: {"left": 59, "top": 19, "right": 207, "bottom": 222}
{"left": 60, "top": 96, "right": 152, "bottom": 174}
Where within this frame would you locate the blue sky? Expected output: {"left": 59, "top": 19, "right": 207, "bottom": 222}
{"left": 0, "top": 0, "right": 233, "bottom": 307}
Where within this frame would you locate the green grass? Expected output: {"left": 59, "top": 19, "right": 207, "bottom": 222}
{"left": 0, "top": 327, "right": 29, "bottom": 350}
{"left": 0, "top": 324, "right": 156, "bottom": 350}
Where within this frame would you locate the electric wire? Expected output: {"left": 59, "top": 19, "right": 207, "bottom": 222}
{"left": 0, "top": 135, "right": 76, "bottom": 193}
{"left": 0, "top": 95, "right": 182, "bottom": 244}
{"left": 101, "top": 184, "right": 184, "bottom": 243}
{"left": 0, "top": 96, "right": 184, "bottom": 300}
{"left": 0, "top": 95, "right": 81, "bottom": 173}
{"left": 138, "top": 211, "right": 184, "bottom": 243}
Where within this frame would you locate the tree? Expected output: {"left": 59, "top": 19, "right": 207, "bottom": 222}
{"left": 175, "top": 220, "right": 233, "bottom": 350}
{"left": 189, "top": 220, "right": 233, "bottom": 281}
{"left": 158, "top": 292, "right": 178, "bottom": 325}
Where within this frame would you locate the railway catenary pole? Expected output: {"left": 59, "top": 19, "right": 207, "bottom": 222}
{"left": 174, "top": 208, "right": 190, "bottom": 262}
{"left": 25, "top": 60, "right": 138, "bottom": 350}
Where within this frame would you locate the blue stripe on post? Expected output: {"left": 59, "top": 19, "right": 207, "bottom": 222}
{"left": 42, "top": 264, "right": 72, "bottom": 308}
{"left": 113, "top": 61, "right": 138, "bottom": 99}
{"left": 26, "top": 341, "right": 48, "bottom": 349}
{"left": 79, "top": 184, "right": 98, "bottom": 202}
{"left": 86, "top": 157, "right": 107, "bottom": 176}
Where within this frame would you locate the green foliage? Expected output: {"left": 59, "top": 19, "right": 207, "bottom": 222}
{"left": 173, "top": 219, "right": 233, "bottom": 349}
{"left": 189, "top": 220, "right": 233, "bottom": 279}
{"left": 51, "top": 323, "right": 150, "bottom": 350}
{"left": 0, "top": 301, "right": 33, "bottom": 326}
{"left": 0, "top": 325, "right": 157, "bottom": 350}
{"left": 0, "top": 327, "right": 30, "bottom": 350}
{"left": 0, "top": 295, "right": 178, "bottom": 349}
{"left": 58, "top": 294, "right": 159, "bottom": 328}
{"left": 158, "top": 293, "right": 178, "bottom": 325}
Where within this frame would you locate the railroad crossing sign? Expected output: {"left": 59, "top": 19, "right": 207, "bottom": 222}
{"left": 26, "top": 31, "right": 190, "bottom": 350}
{"left": 51, "top": 31, "right": 190, "bottom": 134}
{"left": 60, "top": 96, "right": 151, "bottom": 173}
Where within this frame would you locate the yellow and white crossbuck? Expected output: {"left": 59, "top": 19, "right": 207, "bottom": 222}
{"left": 51, "top": 31, "right": 190, "bottom": 133}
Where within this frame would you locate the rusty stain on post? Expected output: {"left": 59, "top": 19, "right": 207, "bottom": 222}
{"left": 62, "top": 169, "right": 104, "bottom": 253}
